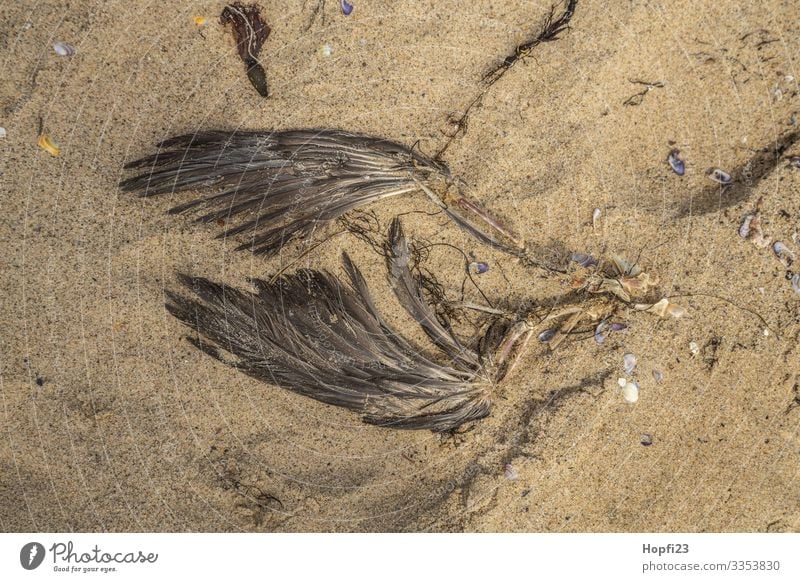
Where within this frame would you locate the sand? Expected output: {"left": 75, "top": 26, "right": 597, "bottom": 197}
{"left": 1, "top": 0, "right": 799, "bottom": 532}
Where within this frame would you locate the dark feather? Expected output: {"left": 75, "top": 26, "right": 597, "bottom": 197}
{"left": 121, "top": 129, "right": 449, "bottom": 256}
{"left": 166, "top": 220, "right": 529, "bottom": 431}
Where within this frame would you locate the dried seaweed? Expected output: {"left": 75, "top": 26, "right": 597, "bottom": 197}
{"left": 622, "top": 79, "right": 665, "bottom": 106}
{"left": 483, "top": 0, "right": 578, "bottom": 84}
{"left": 220, "top": 3, "right": 271, "bottom": 97}
{"left": 166, "top": 219, "right": 531, "bottom": 431}
{"left": 436, "top": 0, "right": 578, "bottom": 158}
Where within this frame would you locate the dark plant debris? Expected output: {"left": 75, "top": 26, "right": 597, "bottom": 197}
{"left": 622, "top": 79, "right": 665, "bottom": 106}
{"left": 436, "top": 0, "right": 578, "bottom": 159}
{"left": 220, "top": 3, "right": 271, "bottom": 97}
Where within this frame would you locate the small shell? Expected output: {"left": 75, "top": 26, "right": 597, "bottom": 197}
{"left": 640, "top": 433, "right": 653, "bottom": 446}
{"left": 0, "top": 127, "right": 6, "bottom": 139}
{"left": 689, "top": 341, "right": 699, "bottom": 356}
{"left": 667, "top": 149, "right": 685, "bottom": 175}
{"left": 746, "top": 214, "right": 771, "bottom": 248}
{"left": 738, "top": 214, "right": 753, "bottom": 238}
{"left": 622, "top": 381, "right": 639, "bottom": 403}
{"left": 772, "top": 241, "right": 795, "bottom": 267}
{"left": 665, "top": 303, "right": 686, "bottom": 318}
{"left": 37, "top": 134, "right": 60, "bottom": 156}
{"left": 706, "top": 167, "right": 732, "bottom": 185}
{"left": 636, "top": 298, "right": 684, "bottom": 318}
{"left": 321, "top": 44, "right": 333, "bottom": 57}
{"left": 193, "top": 16, "right": 207, "bottom": 26}
{"left": 469, "top": 261, "right": 490, "bottom": 275}
{"left": 503, "top": 463, "right": 519, "bottom": 481}
{"left": 537, "top": 329, "right": 555, "bottom": 343}
{"left": 789, "top": 156, "right": 800, "bottom": 169}
{"left": 617, "top": 377, "right": 627, "bottom": 388}
{"left": 594, "top": 322, "right": 608, "bottom": 344}
{"left": 592, "top": 207, "right": 602, "bottom": 227}
{"left": 623, "top": 353, "right": 637, "bottom": 375}
{"left": 791, "top": 273, "right": 800, "bottom": 294}
{"left": 340, "top": 0, "right": 354, "bottom": 15}
{"left": 53, "top": 41, "right": 75, "bottom": 56}
{"left": 652, "top": 369, "right": 663, "bottom": 384}
{"left": 610, "top": 322, "right": 628, "bottom": 332}
{"left": 571, "top": 252, "right": 597, "bottom": 268}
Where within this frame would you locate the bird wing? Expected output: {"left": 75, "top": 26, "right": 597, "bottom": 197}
{"left": 166, "top": 242, "right": 497, "bottom": 432}
{"left": 121, "top": 129, "right": 449, "bottom": 257}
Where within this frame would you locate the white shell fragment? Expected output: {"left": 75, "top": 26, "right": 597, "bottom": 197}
{"left": 623, "top": 353, "right": 637, "bottom": 375}
{"left": 772, "top": 241, "right": 795, "bottom": 267}
{"left": 689, "top": 341, "right": 700, "bottom": 355}
{"left": 321, "top": 44, "right": 333, "bottom": 57}
{"left": 634, "top": 297, "right": 685, "bottom": 318}
{"left": 592, "top": 207, "right": 602, "bottom": 228}
{"left": 738, "top": 214, "right": 753, "bottom": 238}
{"left": 652, "top": 369, "right": 663, "bottom": 384}
{"left": 617, "top": 377, "right": 627, "bottom": 388}
{"left": 0, "top": 127, "right": 6, "bottom": 139}
{"left": 706, "top": 167, "right": 732, "bottom": 185}
{"left": 504, "top": 463, "right": 519, "bottom": 481}
{"left": 791, "top": 273, "right": 800, "bottom": 295}
{"left": 53, "top": 41, "right": 75, "bottom": 56}
{"left": 622, "top": 381, "right": 639, "bottom": 403}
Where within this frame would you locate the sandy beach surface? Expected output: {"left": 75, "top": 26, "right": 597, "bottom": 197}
{"left": 1, "top": 0, "right": 799, "bottom": 532}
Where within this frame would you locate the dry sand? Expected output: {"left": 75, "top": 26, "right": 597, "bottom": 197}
{"left": 1, "top": 0, "right": 799, "bottom": 532}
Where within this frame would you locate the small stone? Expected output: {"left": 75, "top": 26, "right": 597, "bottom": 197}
{"left": 689, "top": 341, "right": 699, "bottom": 355}
{"left": 640, "top": 433, "right": 653, "bottom": 446}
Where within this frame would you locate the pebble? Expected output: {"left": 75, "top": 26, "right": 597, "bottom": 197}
{"left": 0, "top": 127, "right": 6, "bottom": 139}
{"left": 640, "top": 433, "right": 653, "bottom": 446}
{"left": 689, "top": 341, "right": 699, "bottom": 355}
{"left": 652, "top": 369, "right": 663, "bottom": 384}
